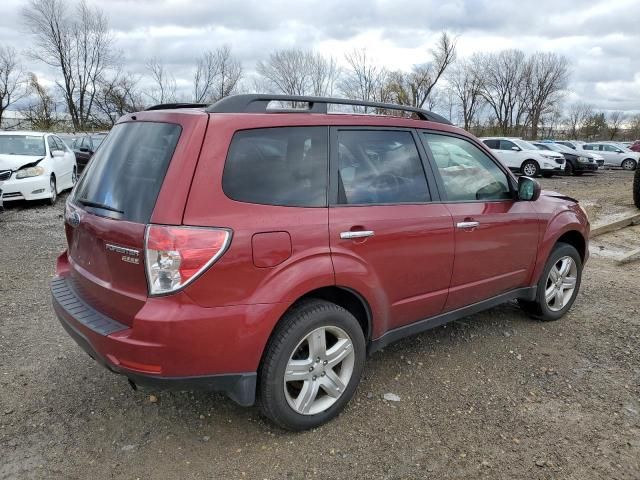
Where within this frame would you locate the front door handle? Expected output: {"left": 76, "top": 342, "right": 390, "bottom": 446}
{"left": 456, "top": 221, "right": 480, "bottom": 230}
{"left": 340, "top": 230, "right": 375, "bottom": 240}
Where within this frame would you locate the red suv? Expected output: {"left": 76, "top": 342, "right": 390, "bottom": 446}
{"left": 52, "top": 95, "right": 589, "bottom": 430}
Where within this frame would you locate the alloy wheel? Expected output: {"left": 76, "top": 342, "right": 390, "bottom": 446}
{"left": 284, "top": 326, "right": 355, "bottom": 415}
{"left": 523, "top": 162, "right": 537, "bottom": 176}
{"left": 622, "top": 159, "right": 636, "bottom": 171}
{"left": 544, "top": 256, "right": 578, "bottom": 312}
{"left": 50, "top": 177, "right": 57, "bottom": 203}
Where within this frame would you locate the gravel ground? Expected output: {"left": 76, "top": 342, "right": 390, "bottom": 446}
{"left": 1, "top": 170, "right": 639, "bottom": 479}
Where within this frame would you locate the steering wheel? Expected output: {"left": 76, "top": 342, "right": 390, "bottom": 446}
{"left": 367, "top": 174, "right": 404, "bottom": 202}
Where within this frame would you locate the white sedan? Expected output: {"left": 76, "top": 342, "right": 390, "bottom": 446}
{"left": 0, "top": 131, "right": 77, "bottom": 206}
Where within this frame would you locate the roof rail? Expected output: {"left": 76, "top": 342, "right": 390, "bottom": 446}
{"left": 145, "top": 103, "right": 208, "bottom": 111}
{"left": 206, "top": 94, "right": 452, "bottom": 125}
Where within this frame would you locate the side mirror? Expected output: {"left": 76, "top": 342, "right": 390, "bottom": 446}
{"left": 511, "top": 146, "right": 521, "bottom": 151}
{"left": 518, "top": 176, "right": 541, "bottom": 201}
{"left": 52, "top": 149, "right": 65, "bottom": 157}
{"left": 615, "top": 149, "right": 623, "bottom": 153}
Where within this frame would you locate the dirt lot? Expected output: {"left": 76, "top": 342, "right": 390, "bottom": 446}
{"left": 1, "top": 170, "right": 639, "bottom": 479}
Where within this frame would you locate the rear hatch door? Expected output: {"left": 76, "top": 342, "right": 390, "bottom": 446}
{"left": 64, "top": 112, "right": 209, "bottom": 326}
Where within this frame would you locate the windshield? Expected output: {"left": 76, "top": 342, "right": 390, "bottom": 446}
{"left": 0, "top": 135, "right": 46, "bottom": 156}
{"left": 513, "top": 139, "right": 539, "bottom": 151}
{"left": 92, "top": 136, "right": 106, "bottom": 148}
{"left": 548, "top": 143, "right": 576, "bottom": 154}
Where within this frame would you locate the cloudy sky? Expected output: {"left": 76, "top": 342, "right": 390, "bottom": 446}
{"left": 1, "top": 0, "right": 639, "bottom": 114}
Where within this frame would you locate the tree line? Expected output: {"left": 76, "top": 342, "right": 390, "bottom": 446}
{"left": 0, "top": 0, "right": 638, "bottom": 141}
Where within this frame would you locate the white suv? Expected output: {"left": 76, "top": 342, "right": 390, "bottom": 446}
{"left": 480, "top": 137, "right": 565, "bottom": 177}
{"left": 582, "top": 143, "right": 639, "bottom": 170}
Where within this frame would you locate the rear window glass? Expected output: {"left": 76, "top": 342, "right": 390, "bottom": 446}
{"left": 222, "top": 127, "right": 328, "bottom": 207}
{"left": 72, "top": 122, "right": 181, "bottom": 223}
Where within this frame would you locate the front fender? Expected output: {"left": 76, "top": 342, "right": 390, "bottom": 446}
{"left": 530, "top": 207, "right": 589, "bottom": 285}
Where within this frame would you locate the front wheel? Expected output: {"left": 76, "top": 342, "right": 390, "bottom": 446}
{"left": 259, "top": 299, "right": 366, "bottom": 431}
{"left": 621, "top": 158, "right": 637, "bottom": 171}
{"left": 519, "top": 242, "right": 582, "bottom": 321}
{"left": 521, "top": 160, "right": 540, "bottom": 177}
{"left": 47, "top": 176, "right": 57, "bottom": 206}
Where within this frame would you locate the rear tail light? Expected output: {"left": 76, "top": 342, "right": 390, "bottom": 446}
{"left": 144, "top": 225, "right": 231, "bottom": 295}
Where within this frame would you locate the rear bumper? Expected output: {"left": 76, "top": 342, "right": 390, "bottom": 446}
{"left": 50, "top": 275, "right": 274, "bottom": 406}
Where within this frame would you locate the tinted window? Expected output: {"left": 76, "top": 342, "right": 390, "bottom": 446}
{"left": 582, "top": 144, "right": 594, "bottom": 150}
{"left": 72, "top": 122, "right": 181, "bottom": 223}
{"left": 423, "top": 133, "right": 511, "bottom": 202}
{"left": 483, "top": 139, "right": 499, "bottom": 149}
{"left": 336, "top": 130, "right": 430, "bottom": 205}
{"left": 499, "top": 140, "right": 517, "bottom": 150}
{"left": 535, "top": 143, "right": 551, "bottom": 150}
{"left": 223, "top": 127, "right": 328, "bottom": 207}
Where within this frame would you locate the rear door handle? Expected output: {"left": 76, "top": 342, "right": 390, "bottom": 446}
{"left": 340, "top": 230, "right": 375, "bottom": 239}
{"left": 456, "top": 221, "right": 480, "bottom": 229}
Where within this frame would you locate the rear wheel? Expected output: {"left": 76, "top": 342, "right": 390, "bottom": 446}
{"left": 519, "top": 242, "right": 582, "bottom": 321}
{"left": 71, "top": 167, "right": 77, "bottom": 187}
{"left": 259, "top": 299, "right": 366, "bottom": 431}
{"left": 47, "top": 175, "right": 57, "bottom": 206}
{"left": 621, "top": 158, "right": 637, "bottom": 171}
{"left": 521, "top": 160, "right": 540, "bottom": 177}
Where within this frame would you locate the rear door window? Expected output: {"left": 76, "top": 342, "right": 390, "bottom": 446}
{"left": 72, "top": 122, "right": 181, "bottom": 223}
{"left": 335, "top": 130, "right": 430, "bottom": 205}
{"left": 499, "top": 140, "right": 517, "bottom": 150}
{"left": 483, "top": 139, "right": 499, "bottom": 149}
{"left": 222, "top": 126, "right": 328, "bottom": 207}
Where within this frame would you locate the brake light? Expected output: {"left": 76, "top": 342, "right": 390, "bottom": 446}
{"left": 145, "top": 225, "right": 231, "bottom": 295}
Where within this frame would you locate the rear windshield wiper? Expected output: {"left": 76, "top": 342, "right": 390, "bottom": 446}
{"left": 77, "top": 197, "right": 124, "bottom": 214}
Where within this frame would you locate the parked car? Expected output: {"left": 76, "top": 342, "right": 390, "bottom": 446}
{"left": 582, "top": 143, "right": 639, "bottom": 170}
{"left": 51, "top": 95, "right": 589, "bottom": 430}
{"left": 533, "top": 142, "right": 600, "bottom": 174}
{"left": 72, "top": 132, "right": 108, "bottom": 170}
{"left": 480, "top": 137, "right": 565, "bottom": 177}
{"left": 0, "top": 131, "right": 77, "bottom": 206}
{"left": 630, "top": 140, "right": 640, "bottom": 153}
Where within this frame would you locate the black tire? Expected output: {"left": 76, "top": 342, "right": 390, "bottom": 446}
{"left": 259, "top": 299, "right": 366, "bottom": 431}
{"left": 633, "top": 166, "right": 640, "bottom": 209}
{"left": 621, "top": 158, "right": 637, "bottom": 171}
{"left": 521, "top": 160, "right": 540, "bottom": 177}
{"left": 47, "top": 175, "right": 57, "bottom": 206}
{"left": 519, "top": 242, "right": 582, "bottom": 321}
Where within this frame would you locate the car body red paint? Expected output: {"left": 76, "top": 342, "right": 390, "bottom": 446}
{"left": 52, "top": 98, "right": 589, "bottom": 409}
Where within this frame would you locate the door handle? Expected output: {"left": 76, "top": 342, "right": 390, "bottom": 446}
{"left": 456, "top": 221, "right": 480, "bottom": 230}
{"left": 340, "top": 230, "right": 375, "bottom": 240}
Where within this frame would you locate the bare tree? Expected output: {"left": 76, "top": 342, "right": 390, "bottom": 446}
{"left": 145, "top": 57, "right": 177, "bottom": 104}
{"left": 607, "top": 111, "right": 625, "bottom": 140}
{"left": 193, "top": 45, "right": 242, "bottom": 103}
{"left": 22, "top": 0, "right": 115, "bottom": 130}
{"left": 524, "top": 52, "right": 569, "bottom": 138}
{"left": 256, "top": 49, "right": 336, "bottom": 98}
{"left": 0, "top": 46, "right": 28, "bottom": 127}
{"left": 447, "top": 55, "right": 484, "bottom": 130}
{"left": 565, "top": 102, "right": 593, "bottom": 139}
{"left": 477, "top": 49, "right": 528, "bottom": 135}
{"left": 21, "top": 73, "right": 59, "bottom": 130}
{"left": 339, "top": 49, "right": 388, "bottom": 111}
{"left": 93, "top": 70, "right": 143, "bottom": 126}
